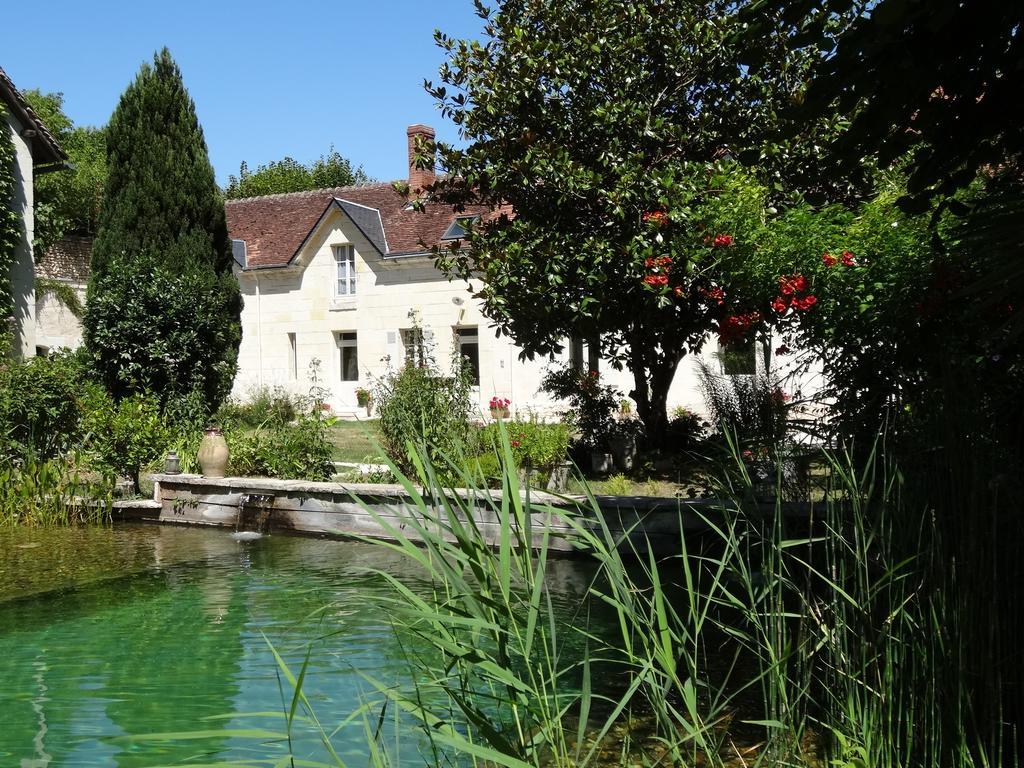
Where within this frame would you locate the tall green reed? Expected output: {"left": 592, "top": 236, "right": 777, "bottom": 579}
{"left": 145, "top": 426, "right": 1010, "bottom": 768}
{"left": 0, "top": 455, "right": 114, "bottom": 526}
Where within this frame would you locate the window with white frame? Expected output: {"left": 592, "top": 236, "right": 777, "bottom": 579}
{"left": 333, "top": 245, "right": 356, "bottom": 297}
{"left": 336, "top": 331, "right": 358, "bottom": 381}
{"left": 401, "top": 327, "right": 428, "bottom": 367}
{"left": 455, "top": 326, "right": 480, "bottom": 385}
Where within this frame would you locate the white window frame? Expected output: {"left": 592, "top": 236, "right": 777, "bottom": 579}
{"left": 334, "top": 245, "right": 356, "bottom": 297}
{"left": 455, "top": 326, "right": 480, "bottom": 386}
{"left": 336, "top": 331, "right": 359, "bottom": 382}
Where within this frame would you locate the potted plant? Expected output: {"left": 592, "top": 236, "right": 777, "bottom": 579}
{"left": 489, "top": 396, "right": 511, "bottom": 420}
{"left": 608, "top": 419, "right": 641, "bottom": 472}
{"left": 355, "top": 386, "right": 373, "bottom": 416}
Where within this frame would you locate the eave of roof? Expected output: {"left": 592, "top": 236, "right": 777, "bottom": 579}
{"left": 0, "top": 65, "right": 68, "bottom": 167}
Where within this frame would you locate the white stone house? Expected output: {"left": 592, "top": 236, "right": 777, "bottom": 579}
{"left": 0, "top": 66, "right": 68, "bottom": 357}
{"left": 224, "top": 124, "right": 765, "bottom": 420}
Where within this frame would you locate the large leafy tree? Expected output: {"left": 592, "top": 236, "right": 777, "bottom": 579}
{"left": 22, "top": 90, "right": 107, "bottom": 250}
{"left": 84, "top": 48, "right": 242, "bottom": 411}
{"left": 425, "top": 0, "right": 832, "bottom": 442}
{"left": 224, "top": 148, "right": 369, "bottom": 199}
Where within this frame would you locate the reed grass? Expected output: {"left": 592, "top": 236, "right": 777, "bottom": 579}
{"left": 0, "top": 455, "right": 114, "bottom": 526}
{"left": 141, "top": 426, "right": 1013, "bottom": 768}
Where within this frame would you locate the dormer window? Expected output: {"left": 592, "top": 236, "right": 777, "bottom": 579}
{"left": 441, "top": 216, "right": 479, "bottom": 240}
{"left": 334, "top": 245, "right": 356, "bottom": 296}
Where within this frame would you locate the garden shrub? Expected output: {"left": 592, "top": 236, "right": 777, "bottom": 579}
{"left": 0, "top": 350, "right": 97, "bottom": 463}
{"left": 373, "top": 362, "right": 473, "bottom": 473}
{"left": 80, "top": 390, "right": 167, "bottom": 493}
{"left": 478, "top": 419, "right": 572, "bottom": 470}
{"left": 222, "top": 361, "right": 334, "bottom": 481}
{"left": 216, "top": 386, "right": 299, "bottom": 429}
{"left": 540, "top": 364, "right": 620, "bottom": 450}
{"left": 665, "top": 406, "right": 707, "bottom": 452}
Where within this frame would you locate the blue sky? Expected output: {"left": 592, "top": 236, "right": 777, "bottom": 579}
{"left": 3, "top": 1, "right": 484, "bottom": 185}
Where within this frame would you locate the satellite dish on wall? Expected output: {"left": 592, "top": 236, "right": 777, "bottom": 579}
{"left": 452, "top": 297, "right": 465, "bottom": 306}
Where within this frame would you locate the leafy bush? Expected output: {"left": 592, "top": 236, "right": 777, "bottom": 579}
{"left": 222, "top": 361, "right": 335, "bottom": 481}
{"left": 226, "top": 418, "right": 333, "bottom": 480}
{"left": 374, "top": 363, "right": 473, "bottom": 474}
{"left": 665, "top": 406, "right": 707, "bottom": 452}
{"left": 216, "top": 386, "right": 299, "bottom": 429}
{"left": 80, "top": 391, "right": 167, "bottom": 493}
{"left": 539, "top": 364, "right": 620, "bottom": 450}
{"left": 0, "top": 350, "right": 96, "bottom": 462}
{"left": 479, "top": 419, "right": 571, "bottom": 470}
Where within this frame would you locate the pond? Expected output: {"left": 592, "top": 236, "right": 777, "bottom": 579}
{"left": 0, "top": 524, "right": 601, "bottom": 767}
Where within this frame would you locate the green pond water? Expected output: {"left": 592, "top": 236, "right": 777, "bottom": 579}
{"left": 0, "top": 524, "right": 601, "bottom": 767}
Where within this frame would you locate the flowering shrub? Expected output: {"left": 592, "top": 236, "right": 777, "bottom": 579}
{"left": 479, "top": 419, "right": 571, "bottom": 470}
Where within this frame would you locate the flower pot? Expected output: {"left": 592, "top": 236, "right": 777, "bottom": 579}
{"left": 198, "top": 428, "right": 229, "bottom": 478}
{"left": 590, "top": 452, "right": 613, "bottom": 475}
{"left": 546, "top": 462, "right": 571, "bottom": 492}
{"left": 608, "top": 435, "right": 637, "bottom": 472}
{"left": 489, "top": 407, "right": 510, "bottom": 420}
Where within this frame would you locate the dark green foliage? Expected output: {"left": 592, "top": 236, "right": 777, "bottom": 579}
{"left": 0, "top": 103, "right": 20, "bottom": 326}
{"left": 0, "top": 350, "right": 96, "bottom": 462}
{"left": 540, "top": 364, "right": 620, "bottom": 451}
{"left": 224, "top": 148, "right": 370, "bottom": 199}
{"left": 84, "top": 48, "right": 241, "bottom": 410}
{"left": 22, "top": 90, "right": 107, "bottom": 247}
{"left": 742, "top": 0, "right": 1024, "bottom": 208}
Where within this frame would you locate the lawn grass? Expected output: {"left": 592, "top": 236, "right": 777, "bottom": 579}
{"left": 327, "top": 419, "right": 386, "bottom": 463}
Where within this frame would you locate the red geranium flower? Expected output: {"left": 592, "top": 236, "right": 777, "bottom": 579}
{"left": 713, "top": 234, "right": 733, "bottom": 247}
{"left": 643, "top": 274, "right": 669, "bottom": 287}
{"left": 771, "top": 296, "right": 789, "bottom": 313}
{"left": 822, "top": 252, "right": 838, "bottom": 267}
{"left": 841, "top": 251, "right": 856, "bottom": 267}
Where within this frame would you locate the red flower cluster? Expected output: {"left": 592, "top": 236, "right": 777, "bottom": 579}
{"left": 771, "top": 387, "right": 791, "bottom": 403}
{"left": 779, "top": 274, "right": 808, "bottom": 295}
{"left": 712, "top": 234, "right": 733, "bottom": 247}
{"left": 644, "top": 255, "right": 673, "bottom": 269}
{"left": 489, "top": 397, "right": 510, "bottom": 410}
{"left": 822, "top": 250, "right": 856, "bottom": 267}
{"left": 718, "top": 311, "right": 761, "bottom": 345}
{"left": 699, "top": 286, "right": 726, "bottom": 305}
{"left": 642, "top": 210, "right": 669, "bottom": 226}
{"left": 643, "top": 274, "right": 669, "bottom": 287}
{"left": 772, "top": 273, "right": 816, "bottom": 314}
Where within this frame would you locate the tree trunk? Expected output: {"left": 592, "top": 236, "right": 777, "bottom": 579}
{"left": 627, "top": 329, "right": 683, "bottom": 449}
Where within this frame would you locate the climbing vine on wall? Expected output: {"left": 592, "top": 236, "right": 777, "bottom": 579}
{"left": 35, "top": 277, "right": 84, "bottom": 318}
{"left": 0, "top": 103, "right": 21, "bottom": 343}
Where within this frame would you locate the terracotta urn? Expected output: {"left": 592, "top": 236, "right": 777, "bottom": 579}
{"left": 198, "top": 428, "right": 229, "bottom": 478}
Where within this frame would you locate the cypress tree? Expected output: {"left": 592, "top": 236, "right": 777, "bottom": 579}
{"left": 84, "top": 48, "right": 241, "bottom": 411}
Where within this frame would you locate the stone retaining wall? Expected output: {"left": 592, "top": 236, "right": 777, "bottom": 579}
{"left": 138, "top": 474, "right": 815, "bottom": 556}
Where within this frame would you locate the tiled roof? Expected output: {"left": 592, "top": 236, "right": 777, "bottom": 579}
{"left": 225, "top": 182, "right": 496, "bottom": 269}
{"left": 0, "top": 65, "right": 67, "bottom": 166}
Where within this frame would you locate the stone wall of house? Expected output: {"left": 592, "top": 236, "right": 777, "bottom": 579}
{"left": 34, "top": 234, "right": 90, "bottom": 353}
{"left": 231, "top": 204, "right": 722, "bottom": 419}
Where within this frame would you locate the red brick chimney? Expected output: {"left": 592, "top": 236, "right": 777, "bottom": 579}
{"left": 407, "top": 124, "right": 436, "bottom": 193}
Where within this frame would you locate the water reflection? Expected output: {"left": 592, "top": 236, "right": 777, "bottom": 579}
{"left": 0, "top": 525, "right": 600, "bottom": 767}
